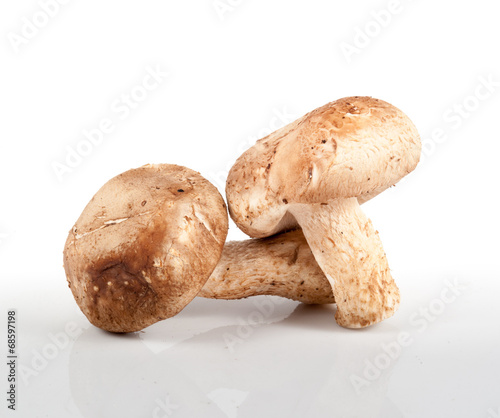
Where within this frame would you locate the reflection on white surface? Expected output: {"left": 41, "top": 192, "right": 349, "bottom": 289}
{"left": 206, "top": 388, "right": 249, "bottom": 418}
{"left": 136, "top": 296, "right": 297, "bottom": 355}
{"left": 7, "top": 276, "right": 500, "bottom": 418}
{"left": 67, "top": 297, "right": 406, "bottom": 418}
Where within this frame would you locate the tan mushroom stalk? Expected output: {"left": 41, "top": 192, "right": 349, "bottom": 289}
{"left": 63, "top": 164, "right": 228, "bottom": 333}
{"left": 287, "top": 199, "right": 395, "bottom": 327}
{"left": 199, "top": 229, "right": 334, "bottom": 304}
{"left": 226, "top": 97, "right": 421, "bottom": 328}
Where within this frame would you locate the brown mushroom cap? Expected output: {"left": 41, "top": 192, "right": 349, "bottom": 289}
{"left": 63, "top": 164, "right": 228, "bottom": 333}
{"left": 227, "top": 96, "right": 421, "bottom": 238}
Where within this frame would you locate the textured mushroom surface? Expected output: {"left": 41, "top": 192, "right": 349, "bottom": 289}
{"left": 64, "top": 164, "right": 228, "bottom": 333}
{"left": 199, "top": 229, "right": 335, "bottom": 304}
{"left": 226, "top": 96, "right": 421, "bottom": 328}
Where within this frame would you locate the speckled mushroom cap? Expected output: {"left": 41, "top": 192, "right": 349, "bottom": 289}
{"left": 63, "top": 164, "right": 228, "bottom": 333}
{"left": 226, "top": 96, "right": 421, "bottom": 238}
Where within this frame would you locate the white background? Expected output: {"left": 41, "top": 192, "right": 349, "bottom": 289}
{"left": 1, "top": 0, "right": 500, "bottom": 417}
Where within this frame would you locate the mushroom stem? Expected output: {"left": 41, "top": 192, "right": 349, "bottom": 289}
{"left": 288, "top": 198, "right": 400, "bottom": 328}
{"left": 199, "top": 230, "right": 335, "bottom": 304}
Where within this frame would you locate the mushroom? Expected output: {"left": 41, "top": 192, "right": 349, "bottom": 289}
{"left": 226, "top": 96, "right": 421, "bottom": 328}
{"left": 199, "top": 229, "right": 335, "bottom": 304}
{"left": 63, "top": 164, "right": 228, "bottom": 333}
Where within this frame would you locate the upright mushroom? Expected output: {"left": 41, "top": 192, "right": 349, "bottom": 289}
{"left": 64, "top": 164, "right": 228, "bottom": 333}
{"left": 226, "top": 96, "right": 421, "bottom": 328}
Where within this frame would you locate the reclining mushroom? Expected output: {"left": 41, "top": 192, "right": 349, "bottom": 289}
{"left": 64, "top": 164, "right": 333, "bottom": 333}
